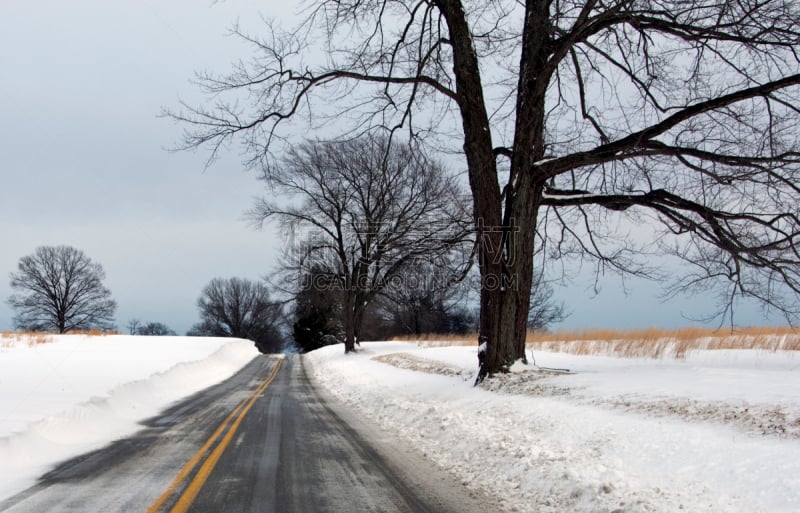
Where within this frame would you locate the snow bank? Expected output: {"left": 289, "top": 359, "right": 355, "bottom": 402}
{"left": 306, "top": 342, "right": 800, "bottom": 513}
{"left": 0, "top": 335, "right": 259, "bottom": 500}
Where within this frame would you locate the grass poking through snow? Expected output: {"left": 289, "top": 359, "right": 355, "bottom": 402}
{"left": 0, "top": 330, "right": 121, "bottom": 348}
{"left": 392, "top": 326, "right": 800, "bottom": 359}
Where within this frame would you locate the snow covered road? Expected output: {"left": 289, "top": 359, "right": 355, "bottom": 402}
{"left": 0, "top": 354, "right": 489, "bottom": 513}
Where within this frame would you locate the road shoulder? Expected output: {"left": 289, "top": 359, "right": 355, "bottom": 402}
{"left": 301, "top": 354, "right": 494, "bottom": 513}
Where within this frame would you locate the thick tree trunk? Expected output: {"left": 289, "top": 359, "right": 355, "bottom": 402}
{"left": 485, "top": 179, "right": 540, "bottom": 372}
{"left": 438, "top": 0, "right": 549, "bottom": 382}
{"left": 512, "top": 190, "right": 540, "bottom": 363}
{"left": 502, "top": 0, "right": 550, "bottom": 368}
{"left": 57, "top": 312, "right": 67, "bottom": 334}
{"left": 343, "top": 285, "right": 367, "bottom": 353}
{"left": 436, "top": 0, "right": 504, "bottom": 382}
{"left": 476, "top": 258, "right": 505, "bottom": 381}
{"left": 353, "top": 304, "right": 364, "bottom": 348}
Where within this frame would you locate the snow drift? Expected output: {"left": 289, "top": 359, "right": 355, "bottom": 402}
{"left": 306, "top": 341, "right": 800, "bottom": 513}
{"left": 0, "top": 334, "right": 259, "bottom": 500}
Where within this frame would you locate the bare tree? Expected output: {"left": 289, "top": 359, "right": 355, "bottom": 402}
{"left": 292, "top": 264, "right": 344, "bottom": 353}
{"left": 136, "top": 322, "right": 177, "bottom": 336}
{"left": 126, "top": 318, "right": 142, "bottom": 335}
{"left": 170, "top": 0, "right": 800, "bottom": 380}
{"left": 527, "top": 276, "right": 567, "bottom": 333}
{"left": 256, "top": 135, "right": 473, "bottom": 352}
{"left": 376, "top": 256, "right": 473, "bottom": 335}
{"left": 190, "top": 277, "right": 283, "bottom": 353}
{"left": 7, "top": 245, "right": 117, "bottom": 333}
{"left": 377, "top": 261, "right": 563, "bottom": 340}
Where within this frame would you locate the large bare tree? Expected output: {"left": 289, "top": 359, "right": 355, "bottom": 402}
{"left": 256, "top": 135, "right": 472, "bottom": 352}
{"left": 7, "top": 245, "right": 117, "bottom": 333}
{"left": 171, "top": 0, "right": 800, "bottom": 380}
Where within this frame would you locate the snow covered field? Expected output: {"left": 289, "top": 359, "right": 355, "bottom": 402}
{"left": 0, "top": 334, "right": 259, "bottom": 501}
{"left": 306, "top": 341, "right": 800, "bottom": 513}
{"left": 2, "top": 333, "right": 797, "bottom": 512}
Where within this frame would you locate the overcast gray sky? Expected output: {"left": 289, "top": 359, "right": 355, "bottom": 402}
{"left": 0, "top": 0, "right": 782, "bottom": 334}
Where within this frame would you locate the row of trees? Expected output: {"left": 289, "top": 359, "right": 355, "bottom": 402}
{"left": 3, "top": 246, "right": 287, "bottom": 346}
{"left": 8, "top": 239, "right": 564, "bottom": 351}
{"left": 126, "top": 319, "right": 177, "bottom": 336}
{"left": 253, "top": 135, "right": 566, "bottom": 352}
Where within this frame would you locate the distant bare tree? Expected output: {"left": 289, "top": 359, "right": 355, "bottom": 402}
{"left": 378, "top": 258, "right": 565, "bottom": 339}
{"left": 126, "top": 318, "right": 142, "bottom": 335}
{"left": 376, "top": 256, "right": 472, "bottom": 336}
{"left": 191, "top": 277, "right": 283, "bottom": 353}
{"left": 526, "top": 276, "right": 567, "bottom": 334}
{"left": 171, "top": 0, "right": 800, "bottom": 381}
{"left": 258, "top": 135, "right": 473, "bottom": 352}
{"left": 136, "top": 322, "right": 177, "bottom": 336}
{"left": 7, "top": 245, "right": 116, "bottom": 333}
{"left": 291, "top": 265, "right": 344, "bottom": 353}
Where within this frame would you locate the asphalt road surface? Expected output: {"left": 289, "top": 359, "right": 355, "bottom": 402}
{"left": 0, "top": 355, "right": 490, "bottom": 513}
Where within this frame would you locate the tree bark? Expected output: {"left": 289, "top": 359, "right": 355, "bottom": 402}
{"left": 467, "top": 0, "right": 551, "bottom": 379}
{"left": 437, "top": 0, "right": 505, "bottom": 382}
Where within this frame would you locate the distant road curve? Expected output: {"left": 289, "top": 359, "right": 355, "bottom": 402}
{"left": 0, "top": 355, "right": 489, "bottom": 513}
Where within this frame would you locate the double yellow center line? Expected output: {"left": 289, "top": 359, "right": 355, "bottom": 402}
{"left": 145, "top": 358, "right": 284, "bottom": 513}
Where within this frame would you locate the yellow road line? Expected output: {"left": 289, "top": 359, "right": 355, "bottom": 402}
{"left": 145, "top": 393, "right": 250, "bottom": 513}
{"left": 145, "top": 359, "right": 283, "bottom": 513}
{"left": 168, "top": 360, "right": 282, "bottom": 513}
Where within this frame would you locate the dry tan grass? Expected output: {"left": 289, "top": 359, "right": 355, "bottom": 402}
{"left": 391, "top": 333, "right": 479, "bottom": 347}
{"left": 0, "top": 329, "right": 120, "bottom": 348}
{"left": 528, "top": 326, "right": 800, "bottom": 358}
{"left": 68, "top": 329, "right": 121, "bottom": 336}
{"left": 392, "top": 326, "right": 800, "bottom": 358}
{"left": 0, "top": 331, "right": 54, "bottom": 347}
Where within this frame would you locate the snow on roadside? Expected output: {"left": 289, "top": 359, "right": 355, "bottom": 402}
{"left": 306, "top": 342, "right": 800, "bottom": 513}
{"left": 0, "top": 335, "right": 259, "bottom": 501}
